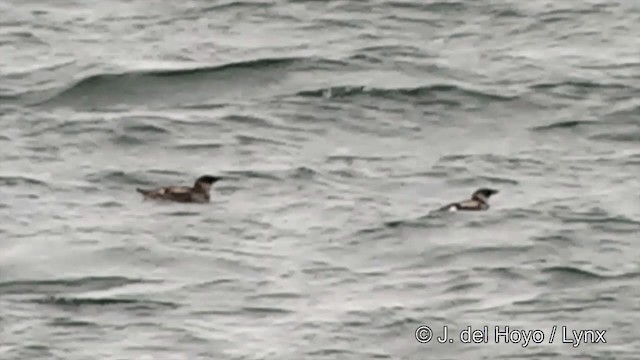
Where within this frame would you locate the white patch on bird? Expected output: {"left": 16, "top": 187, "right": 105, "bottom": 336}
{"left": 167, "top": 187, "right": 189, "bottom": 193}
{"left": 448, "top": 206, "right": 457, "bottom": 212}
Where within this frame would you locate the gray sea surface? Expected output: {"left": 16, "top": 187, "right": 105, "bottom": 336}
{"left": 1, "top": 0, "right": 639, "bottom": 359}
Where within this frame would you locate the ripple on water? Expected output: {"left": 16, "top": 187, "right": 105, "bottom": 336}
{"left": 0, "top": 276, "right": 157, "bottom": 295}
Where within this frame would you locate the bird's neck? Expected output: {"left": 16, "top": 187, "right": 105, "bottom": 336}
{"left": 194, "top": 183, "right": 211, "bottom": 194}
{"left": 472, "top": 194, "right": 488, "bottom": 203}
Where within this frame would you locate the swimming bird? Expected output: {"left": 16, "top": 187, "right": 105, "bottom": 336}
{"left": 136, "top": 175, "right": 221, "bottom": 203}
{"left": 438, "top": 188, "right": 499, "bottom": 211}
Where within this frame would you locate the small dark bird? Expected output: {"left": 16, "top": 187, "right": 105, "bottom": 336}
{"left": 438, "top": 188, "right": 499, "bottom": 212}
{"left": 136, "top": 175, "right": 221, "bottom": 203}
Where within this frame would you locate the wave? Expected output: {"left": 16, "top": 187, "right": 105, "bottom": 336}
{"left": 30, "top": 56, "right": 515, "bottom": 110}
{"left": 146, "top": 169, "right": 185, "bottom": 176}
{"left": 551, "top": 206, "right": 640, "bottom": 227}
{"left": 531, "top": 120, "right": 598, "bottom": 131}
{"left": 447, "top": 176, "right": 519, "bottom": 186}
{"left": 327, "top": 154, "right": 412, "bottom": 163}
{"left": 84, "top": 170, "right": 152, "bottom": 186}
{"left": 199, "top": 0, "right": 273, "bottom": 13}
{"left": 0, "top": 93, "right": 20, "bottom": 102}
{"left": 351, "top": 211, "right": 445, "bottom": 234}
{"left": 223, "top": 166, "right": 318, "bottom": 181}
{"left": 26, "top": 118, "right": 109, "bottom": 137}
{"left": 173, "top": 142, "right": 225, "bottom": 150}
{"left": 0, "top": 175, "right": 49, "bottom": 187}
{"left": 529, "top": 80, "right": 632, "bottom": 102}
{"left": 542, "top": 266, "right": 639, "bottom": 282}
{"left": 240, "top": 306, "right": 293, "bottom": 315}
{"left": 0, "top": 276, "right": 150, "bottom": 295}
{"left": 532, "top": 117, "right": 639, "bottom": 142}
{"left": 295, "top": 84, "right": 515, "bottom": 101}
{"left": 438, "top": 153, "right": 546, "bottom": 167}
{"left": 136, "top": 57, "right": 307, "bottom": 78}
{"left": 34, "top": 56, "right": 346, "bottom": 109}
{"left": 590, "top": 130, "right": 640, "bottom": 143}
{"left": 236, "top": 134, "right": 294, "bottom": 147}
{"left": 123, "top": 123, "right": 171, "bottom": 134}
{"left": 384, "top": 1, "right": 466, "bottom": 12}
{"left": 531, "top": 80, "right": 627, "bottom": 91}
{"left": 34, "top": 296, "right": 179, "bottom": 309}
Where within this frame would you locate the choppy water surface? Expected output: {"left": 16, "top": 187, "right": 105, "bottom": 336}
{"left": 1, "top": 0, "right": 639, "bottom": 359}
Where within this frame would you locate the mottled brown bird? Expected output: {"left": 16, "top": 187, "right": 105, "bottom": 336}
{"left": 136, "top": 175, "right": 221, "bottom": 203}
{"left": 438, "top": 188, "right": 499, "bottom": 211}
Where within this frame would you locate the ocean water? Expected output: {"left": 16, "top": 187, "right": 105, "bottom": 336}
{"left": 1, "top": 0, "right": 639, "bottom": 359}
